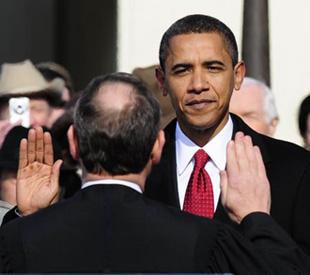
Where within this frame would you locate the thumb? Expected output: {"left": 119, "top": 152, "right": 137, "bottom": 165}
{"left": 50, "top": 159, "right": 63, "bottom": 204}
{"left": 51, "top": 159, "right": 63, "bottom": 190}
{"left": 220, "top": 170, "right": 228, "bottom": 205}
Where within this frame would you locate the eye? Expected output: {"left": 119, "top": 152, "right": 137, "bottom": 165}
{"left": 208, "top": 66, "right": 222, "bottom": 73}
{"left": 171, "top": 64, "right": 191, "bottom": 76}
{"left": 173, "top": 68, "right": 188, "bottom": 75}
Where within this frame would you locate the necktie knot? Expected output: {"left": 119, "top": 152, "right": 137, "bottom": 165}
{"left": 194, "top": 149, "right": 209, "bottom": 169}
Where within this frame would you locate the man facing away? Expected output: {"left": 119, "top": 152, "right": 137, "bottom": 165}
{"left": 145, "top": 14, "right": 310, "bottom": 256}
{"left": 0, "top": 72, "right": 308, "bottom": 273}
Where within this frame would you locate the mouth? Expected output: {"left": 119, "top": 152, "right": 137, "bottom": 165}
{"left": 185, "top": 99, "right": 216, "bottom": 110}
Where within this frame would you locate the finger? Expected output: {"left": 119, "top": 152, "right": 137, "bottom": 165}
{"left": 35, "top": 127, "right": 44, "bottom": 163}
{"left": 18, "top": 138, "right": 28, "bottom": 169}
{"left": 243, "top": 135, "right": 258, "bottom": 173}
{"left": 220, "top": 170, "right": 228, "bottom": 206}
{"left": 27, "top": 128, "right": 36, "bottom": 163}
{"left": 50, "top": 159, "right": 63, "bottom": 199}
{"left": 226, "top": 140, "right": 238, "bottom": 177}
{"left": 43, "top": 132, "right": 54, "bottom": 166}
{"left": 234, "top": 132, "right": 250, "bottom": 171}
{"left": 254, "top": 146, "right": 267, "bottom": 179}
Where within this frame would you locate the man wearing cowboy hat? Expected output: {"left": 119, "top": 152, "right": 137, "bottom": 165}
{"left": 0, "top": 59, "right": 65, "bottom": 147}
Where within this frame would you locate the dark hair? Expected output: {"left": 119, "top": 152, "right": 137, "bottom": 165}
{"left": 159, "top": 14, "right": 239, "bottom": 71}
{"left": 74, "top": 72, "right": 161, "bottom": 175}
{"left": 298, "top": 95, "right": 310, "bottom": 137}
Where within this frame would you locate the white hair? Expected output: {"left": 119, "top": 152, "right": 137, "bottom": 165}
{"left": 242, "top": 77, "right": 279, "bottom": 123}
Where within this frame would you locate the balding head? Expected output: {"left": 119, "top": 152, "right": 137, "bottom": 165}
{"left": 229, "top": 77, "right": 279, "bottom": 136}
{"left": 96, "top": 82, "right": 135, "bottom": 112}
{"left": 73, "top": 73, "right": 161, "bottom": 175}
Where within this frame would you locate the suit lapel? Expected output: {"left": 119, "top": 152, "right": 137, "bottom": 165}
{"left": 214, "top": 114, "right": 271, "bottom": 226}
{"left": 162, "top": 120, "right": 181, "bottom": 209}
{"left": 230, "top": 113, "right": 271, "bottom": 163}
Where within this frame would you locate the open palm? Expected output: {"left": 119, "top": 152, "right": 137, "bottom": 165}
{"left": 16, "top": 127, "right": 62, "bottom": 216}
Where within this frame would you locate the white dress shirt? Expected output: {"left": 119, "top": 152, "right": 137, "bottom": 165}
{"left": 176, "top": 115, "right": 233, "bottom": 210}
{"left": 82, "top": 179, "right": 142, "bottom": 193}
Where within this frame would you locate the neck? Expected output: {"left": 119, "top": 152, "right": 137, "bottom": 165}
{"left": 82, "top": 164, "right": 151, "bottom": 192}
{"left": 179, "top": 114, "right": 229, "bottom": 147}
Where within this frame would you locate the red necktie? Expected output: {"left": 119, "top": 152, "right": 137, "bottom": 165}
{"left": 183, "top": 149, "right": 214, "bottom": 218}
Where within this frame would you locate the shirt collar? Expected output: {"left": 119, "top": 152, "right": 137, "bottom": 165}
{"left": 176, "top": 115, "right": 233, "bottom": 175}
{"left": 82, "top": 179, "right": 143, "bottom": 193}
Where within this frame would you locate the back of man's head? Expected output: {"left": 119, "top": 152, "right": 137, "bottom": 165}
{"left": 74, "top": 72, "right": 161, "bottom": 175}
{"left": 159, "top": 14, "right": 238, "bottom": 71}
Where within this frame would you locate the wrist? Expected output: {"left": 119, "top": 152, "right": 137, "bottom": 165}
{"left": 17, "top": 207, "right": 39, "bottom": 217}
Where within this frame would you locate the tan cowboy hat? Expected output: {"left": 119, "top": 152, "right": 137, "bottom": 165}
{"left": 0, "top": 59, "right": 65, "bottom": 96}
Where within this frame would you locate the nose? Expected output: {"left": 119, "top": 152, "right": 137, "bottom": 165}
{"left": 188, "top": 69, "right": 209, "bottom": 93}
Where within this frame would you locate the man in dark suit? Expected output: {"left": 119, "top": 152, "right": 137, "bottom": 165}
{"left": 145, "top": 14, "right": 310, "bottom": 255}
{"left": 0, "top": 72, "right": 308, "bottom": 273}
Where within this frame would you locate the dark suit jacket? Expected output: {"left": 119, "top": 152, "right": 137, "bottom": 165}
{"left": 0, "top": 184, "right": 308, "bottom": 273}
{"left": 145, "top": 114, "right": 310, "bottom": 255}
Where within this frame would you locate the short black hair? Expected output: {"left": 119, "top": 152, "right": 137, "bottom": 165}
{"left": 298, "top": 95, "right": 310, "bottom": 137}
{"left": 159, "top": 14, "right": 239, "bottom": 71}
{"left": 74, "top": 72, "right": 161, "bottom": 175}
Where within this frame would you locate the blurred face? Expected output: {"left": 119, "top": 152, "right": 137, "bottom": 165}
{"left": 0, "top": 170, "right": 17, "bottom": 205}
{"left": 304, "top": 114, "right": 310, "bottom": 149}
{"left": 230, "top": 84, "right": 276, "bottom": 136}
{"left": 29, "top": 99, "right": 52, "bottom": 127}
{"left": 157, "top": 33, "right": 244, "bottom": 144}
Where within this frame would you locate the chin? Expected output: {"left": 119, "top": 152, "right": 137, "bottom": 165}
{"left": 185, "top": 118, "right": 215, "bottom": 132}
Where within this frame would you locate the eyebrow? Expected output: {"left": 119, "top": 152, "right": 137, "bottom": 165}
{"left": 204, "top": 60, "right": 225, "bottom": 67}
{"left": 171, "top": 60, "right": 226, "bottom": 72}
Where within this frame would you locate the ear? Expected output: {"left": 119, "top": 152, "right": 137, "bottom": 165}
{"left": 233, "top": 61, "right": 246, "bottom": 91}
{"left": 268, "top": 118, "right": 279, "bottom": 136}
{"left": 155, "top": 67, "right": 168, "bottom": 96}
{"left": 150, "top": 130, "right": 165, "bottom": 165}
{"left": 67, "top": 125, "right": 79, "bottom": 160}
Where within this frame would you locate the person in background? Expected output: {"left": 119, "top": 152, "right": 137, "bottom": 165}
{"left": 133, "top": 65, "right": 175, "bottom": 128}
{"left": 229, "top": 77, "right": 279, "bottom": 136}
{"left": 51, "top": 97, "right": 82, "bottom": 198}
{"left": 36, "top": 61, "right": 74, "bottom": 102}
{"left": 0, "top": 60, "right": 65, "bottom": 147}
{"left": 0, "top": 127, "right": 29, "bottom": 223}
{"left": 36, "top": 62, "right": 75, "bottom": 128}
{"left": 298, "top": 94, "right": 310, "bottom": 150}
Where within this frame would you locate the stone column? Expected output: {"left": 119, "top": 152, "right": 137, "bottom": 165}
{"left": 242, "top": 0, "right": 270, "bottom": 86}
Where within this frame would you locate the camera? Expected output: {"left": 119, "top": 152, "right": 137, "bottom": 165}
{"left": 9, "top": 97, "right": 30, "bottom": 128}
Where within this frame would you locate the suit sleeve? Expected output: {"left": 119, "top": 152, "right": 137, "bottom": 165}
{"left": 292, "top": 162, "right": 310, "bottom": 256}
{"left": 240, "top": 212, "right": 310, "bottom": 273}
{"left": 201, "top": 212, "right": 310, "bottom": 274}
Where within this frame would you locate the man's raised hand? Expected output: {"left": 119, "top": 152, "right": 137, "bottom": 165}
{"left": 16, "top": 127, "right": 62, "bottom": 216}
{"left": 220, "top": 132, "right": 271, "bottom": 224}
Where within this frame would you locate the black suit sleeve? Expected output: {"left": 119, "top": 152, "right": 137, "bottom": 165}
{"left": 292, "top": 163, "right": 310, "bottom": 256}
{"left": 240, "top": 212, "right": 310, "bottom": 273}
{"left": 198, "top": 212, "right": 310, "bottom": 274}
